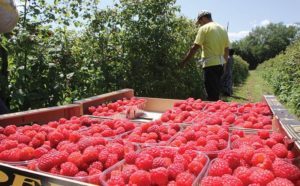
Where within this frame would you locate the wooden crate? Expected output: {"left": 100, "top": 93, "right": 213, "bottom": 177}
{"left": 74, "top": 89, "right": 135, "bottom": 115}
{"left": 0, "top": 104, "right": 81, "bottom": 127}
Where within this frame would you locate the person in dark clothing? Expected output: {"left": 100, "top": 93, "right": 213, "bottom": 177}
{"left": 222, "top": 48, "right": 235, "bottom": 96}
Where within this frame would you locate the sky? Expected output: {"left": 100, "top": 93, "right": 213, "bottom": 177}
{"left": 99, "top": 0, "right": 300, "bottom": 42}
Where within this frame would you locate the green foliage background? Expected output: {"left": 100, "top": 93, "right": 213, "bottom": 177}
{"left": 258, "top": 39, "right": 300, "bottom": 117}
{"left": 1, "top": 0, "right": 208, "bottom": 112}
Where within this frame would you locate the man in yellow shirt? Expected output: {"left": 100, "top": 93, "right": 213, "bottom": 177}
{"left": 181, "top": 10, "right": 229, "bottom": 101}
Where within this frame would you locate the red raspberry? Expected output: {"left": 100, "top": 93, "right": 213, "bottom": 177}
{"left": 107, "top": 143, "right": 124, "bottom": 159}
{"left": 121, "top": 164, "right": 138, "bottom": 183}
{"left": 4, "top": 125, "right": 17, "bottom": 136}
{"left": 188, "top": 160, "right": 204, "bottom": 175}
{"left": 152, "top": 157, "right": 171, "bottom": 169}
{"left": 124, "top": 151, "right": 138, "bottom": 164}
{"left": 82, "top": 146, "right": 99, "bottom": 163}
{"left": 33, "top": 147, "right": 49, "bottom": 158}
{"left": 201, "top": 176, "right": 223, "bottom": 186}
{"left": 135, "top": 154, "right": 153, "bottom": 170}
{"left": 258, "top": 130, "right": 270, "bottom": 139}
{"left": 19, "top": 146, "right": 35, "bottom": 161}
{"left": 67, "top": 151, "right": 85, "bottom": 168}
{"left": 175, "top": 172, "right": 195, "bottom": 186}
{"left": 222, "top": 174, "right": 243, "bottom": 186}
{"left": 129, "top": 170, "right": 151, "bottom": 186}
{"left": 16, "top": 134, "right": 31, "bottom": 144}
{"left": 233, "top": 166, "right": 252, "bottom": 185}
{"left": 105, "top": 153, "right": 118, "bottom": 169}
{"left": 270, "top": 132, "right": 284, "bottom": 143}
{"left": 272, "top": 158, "right": 300, "bottom": 181}
{"left": 68, "top": 131, "right": 81, "bottom": 143}
{"left": 75, "top": 171, "right": 88, "bottom": 177}
{"left": 88, "top": 161, "right": 103, "bottom": 172}
{"left": 37, "top": 150, "right": 68, "bottom": 171}
{"left": 218, "top": 150, "right": 240, "bottom": 169}
{"left": 47, "top": 131, "right": 65, "bottom": 147}
{"left": 60, "top": 162, "right": 79, "bottom": 176}
{"left": 107, "top": 174, "right": 125, "bottom": 186}
{"left": 98, "top": 149, "right": 109, "bottom": 163}
{"left": 0, "top": 148, "right": 20, "bottom": 161}
{"left": 168, "top": 163, "right": 185, "bottom": 179}
{"left": 77, "top": 137, "right": 94, "bottom": 151}
{"left": 266, "top": 177, "right": 294, "bottom": 186}
{"left": 251, "top": 153, "right": 272, "bottom": 170}
{"left": 265, "top": 138, "right": 277, "bottom": 148}
{"left": 101, "top": 129, "right": 115, "bottom": 137}
{"left": 248, "top": 168, "right": 274, "bottom": 185}
{"left": 271, "top": 143, "right": 288, "bottom": 158}
{"left": 208, "top": 158, "right": 232, "bottom": 177}
{"left": 150, "top": 167, "right": 169, "bottom": 186}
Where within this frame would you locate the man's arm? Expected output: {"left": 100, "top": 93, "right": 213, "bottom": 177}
{"left": 180, "top": 44, "right": 200, "bottom": 67}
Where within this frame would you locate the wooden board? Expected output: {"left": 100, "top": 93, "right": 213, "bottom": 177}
{"left": 74, "top": 89, "right": 134, "bottom": 115}
{"left": 0, "top": 104, "right": 81, "bottom": 127}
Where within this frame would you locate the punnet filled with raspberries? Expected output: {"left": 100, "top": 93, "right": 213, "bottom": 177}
{"left": 1, "top": 93, "right": 299, "bottom": 186}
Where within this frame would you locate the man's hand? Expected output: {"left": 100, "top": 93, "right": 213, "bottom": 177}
{"left": 180, "top": 44, "right": 200, "bottom": 68}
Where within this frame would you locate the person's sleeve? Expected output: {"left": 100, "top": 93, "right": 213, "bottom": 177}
{"left": 194, "top": 28, "right": 204, "bottom": 46}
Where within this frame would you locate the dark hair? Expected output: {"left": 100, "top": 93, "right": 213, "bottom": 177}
{"left": 197, "top": 11, "right": 212, "bottom": 21}
{"left": 229, "top": 48, "right": 235, "bottom": 56}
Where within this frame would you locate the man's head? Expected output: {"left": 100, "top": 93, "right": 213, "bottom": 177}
{"left": 196, "top": 10, "right": 212, "bottom": 26}
{"left": 229, "top": 48, "right": 235, "bottom": 56}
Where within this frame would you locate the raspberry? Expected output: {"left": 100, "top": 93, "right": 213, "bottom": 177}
{"left": 150, "top": 167, "right": 169, "bottom": 186}
{"left": 67, "top": 151, "right": 85, "bottom": 168}
{"left": 47, "top": 131, "right": 65, "bottom": 147}
{"left": 173, "top": 154, "right": 188, "bottom": 168}
{"left": 222, "top": 174, "right": 243, "bottom": 186}
{"left": 188, "top": 160, "right": 204, "bottom": 175}
{"left": 272, "top": 158, "right": 300, "bottom": 181}
{"left": 147, "top": 125, "right": 160, "bottom": 134}
{"left": 88, "top": 161, "right": 103, "bottom": 172}
{"left": 4, "top": 125, "right": 17, "bottom": 136}
{"left": 0, "top": 148, "right": 20, "bottom": 161}
{"left": 266, "top": 177, "right": 294, "bottom": 186}
{"left": 129, "top": 170, "right": 151, "bottom": 186}
{"left": 121, "top": 164, "right": 138, "bottom": 183}
{"left": 258, "top": 130, "right": 270, "bottom": 139}
{"left": 77, "top": 137, "right": 94, "bottom": 151}
{"left": 98, "top": 149, "right": 109, "bottom": 163}
{"left": 218, "top": 150, "right": 240, "bottom": 169}
{"left": 16, "top": 134, "right": 31, "bottom": 144}
{"left": 107, "top": 143, "right": 124, "bottom": 159}
{"left": 201, "top": 176, "right": 223, "bottom": 186}
{"left": 75, "top": 171, "right": 88, "bottom": 177}
{"left": 124, "top": 151, "right": 138, "bottom": 164}
{"left": 208, "top": 158, "right": 232, "bottom": 177}
{"left": 105, "top": 153, "right": 118, "bottom": 169}
{"left": 19, "top": 146, "right": 35, "bottom": 161}
{"left": 82, "top": 146, "right": 99, "bottom": 163}
{"left": 233, "top": 166, "right": 251, "bottom": 185}
{"left": 175, "top": 172, "right": 195, "bottom": 186}
{"left": 248, "top": 168, "right": 274, "bottom": 185}
{"left": 38, "top": 150, "right": 68, "bottom": 171}
{"left": 135, "top": 154, "right": 153, "bottom": 170}
{"left": 152, "top": 157, "right": 171, "bottom": 169}
{"left": 168, "top": 163, "right": 185, "bottom": 179}
{"left": 60, "top": 162, "right": 79, "bottom": 176}
{"left": 270, "top": 132, "right": 284, "bottom": 143}
{"left": 107, "top": 174, "right": 125, "bottom": 186}
{"left": 251, "top": 153, "right": 272, "bottom": 170}
{"left": 271, "top": 143, "right": 288, "bottom": 158}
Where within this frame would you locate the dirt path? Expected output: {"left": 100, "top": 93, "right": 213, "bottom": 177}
{"left": 222, "top": 70, "right": 273, "bottom": 103}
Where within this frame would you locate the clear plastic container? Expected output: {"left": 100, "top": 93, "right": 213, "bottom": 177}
{"left": 100, "top": 147, "right": 210, "bottom": 186}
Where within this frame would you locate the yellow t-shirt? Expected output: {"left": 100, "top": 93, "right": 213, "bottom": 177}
{"left": 194, "top": 22, "right": 230, "bottom": 68}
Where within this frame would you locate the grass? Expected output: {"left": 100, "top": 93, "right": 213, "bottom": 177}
{"left": 221, "top": 70, "right": 274, "bottom": 103}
